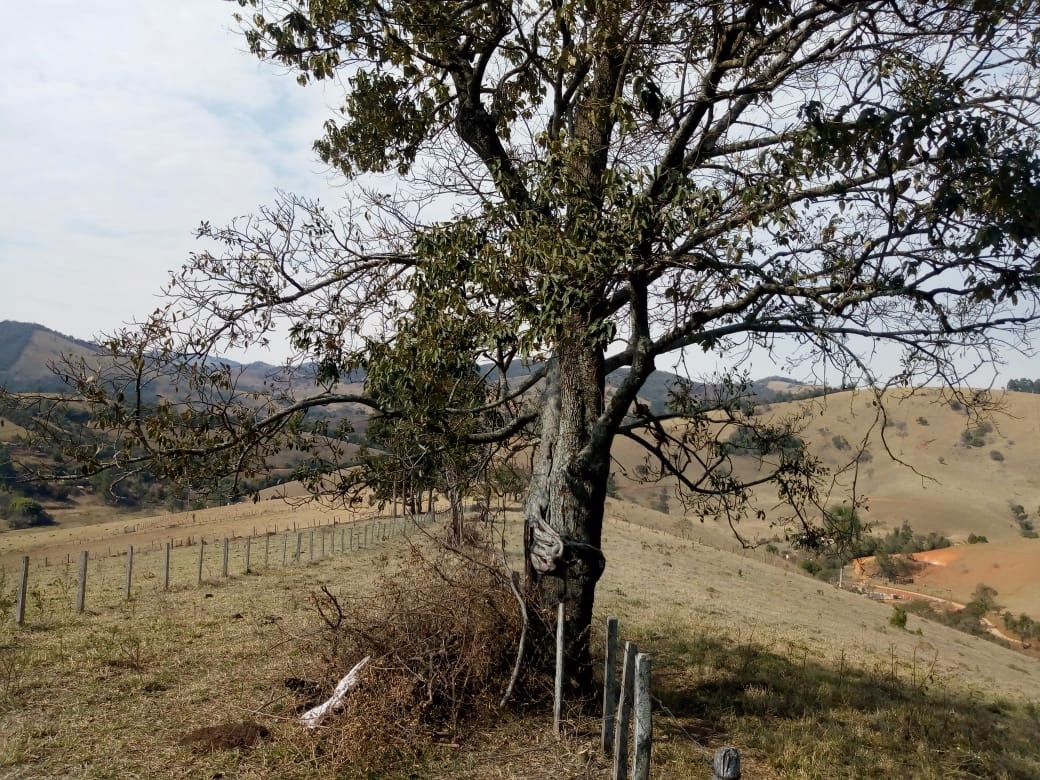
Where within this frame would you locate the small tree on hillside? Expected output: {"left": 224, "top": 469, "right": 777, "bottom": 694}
{"left": 8, "top": 1, "right": 1040, "bottom": 692}
{"left": 2, "top": 496, "right": 53, "bottom": 530}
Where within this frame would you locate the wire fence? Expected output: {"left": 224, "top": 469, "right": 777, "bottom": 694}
{"left": 5, "top": 511, "right": 444, "bottom": 626}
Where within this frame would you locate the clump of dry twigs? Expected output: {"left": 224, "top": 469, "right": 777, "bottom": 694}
{"left": 290, "top": 538, "right": 552, "bottom": 773}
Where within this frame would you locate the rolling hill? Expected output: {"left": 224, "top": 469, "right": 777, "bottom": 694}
{"left": 0, "top": 494, "right": 1037, "bottom": 778}
{"left": 0, "top": 321, "right": 815, "bottom": 409}
{"left": 6, "top": 321, "right": 1040, "bottom": 616}
{"left": 608, "top": 387, "right": 1040, "bottom": 617}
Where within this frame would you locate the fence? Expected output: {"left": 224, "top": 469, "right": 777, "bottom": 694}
{"left": 8, "top": 512, "right": 441, "bottom": 626}
{"left": 599, "top": 615, "right": 742, "bottom": 780}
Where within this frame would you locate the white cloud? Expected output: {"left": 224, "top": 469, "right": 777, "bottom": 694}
{"left": 0, "top": 1, "right": 337, "bottom": 357}
{"left": 0, "top": 3, "right": 1034, "bottom": 383}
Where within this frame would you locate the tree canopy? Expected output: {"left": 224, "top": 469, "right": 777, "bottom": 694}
{"left": 1007, "top": 377, "right": 1040, "bottom": 393}
{"left": 10, "top": 0, "right": 1040, "bottom": 689}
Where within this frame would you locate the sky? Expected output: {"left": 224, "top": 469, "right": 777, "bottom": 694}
{"left": 1, "top": 3, "right": 1036, "bottom": 385}
{"left": 0, "top": 1, "right": 337, "bottom": 360}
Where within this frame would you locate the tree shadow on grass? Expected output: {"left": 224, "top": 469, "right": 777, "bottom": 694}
{"left": 637, "top": 625, "right": 1040, "bottom": 779}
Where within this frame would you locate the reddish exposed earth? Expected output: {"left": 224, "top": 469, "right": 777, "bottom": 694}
{"left": 911, "top": 543, "right": 1040, "bottom": 619}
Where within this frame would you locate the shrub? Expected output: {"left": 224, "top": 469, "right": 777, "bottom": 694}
{"left": 652, "top": 488, "right": 670, "bottom": 514}
{"left": 3, "top": 497, "right": 54, "bottom": 530}
{"left": 890, "top": 606, "right": 908, "bottom": 629}
{"left": 1003, "top": 611, "right": 1040, "bottom": 640}
{"left": 961, "top": 429, "right": 986, "bottom": 447}
{"left": 799, "top": 559, "right": 821, "bottom": 576}
{"left": 949, "top": 399, "right": 964, "bottom": 411}
{"left": 990, "top": 450, "right": 1005, "bottom": 462}
{"left": 831, "top": 434, "right": 850, "bottom": 451}
{"left": 916, "top": 416, "right": 929, "bottom": 426}
{"left": 967, "top": 533, "right": 989, "bottom": 544}
{"left": 965, "top": 584, "right": 998, "bottom": 618}
{"left": 289, "top": 541, "right": 542, "bottom": 773}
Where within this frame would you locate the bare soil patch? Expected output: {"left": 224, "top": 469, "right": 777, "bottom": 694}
{"left": 911, "top": 541, "right": 1040, "bottom": 619}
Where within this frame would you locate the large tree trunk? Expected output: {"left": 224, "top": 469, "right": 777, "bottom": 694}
{"left": 523, "top": 336, "right": 610, "bottom": 696}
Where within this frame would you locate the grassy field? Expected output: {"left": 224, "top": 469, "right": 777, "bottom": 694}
{"left": 611, "top": 387, "right": 1040, "bottom": 623}
{"left": 0, "top": 497, "right": 1037, "bottom": 778}
{"left": 612, "top": 387, "right": 1040, "bottom": 543}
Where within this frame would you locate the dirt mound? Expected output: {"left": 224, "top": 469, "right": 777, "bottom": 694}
{"left": 177, "top": 721, "right": 270, "bottom": 752}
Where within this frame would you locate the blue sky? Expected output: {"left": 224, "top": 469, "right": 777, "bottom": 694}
{"left": 0, "top": 1, "right": 336, "bottom": 360}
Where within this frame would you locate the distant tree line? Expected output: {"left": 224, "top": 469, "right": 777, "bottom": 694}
{"left": 1007, "top": 378, "right": 1040, "bottom": 393}
{"left": 0, "top": 398, "right": 308, "bottom": 519}
{"left": 1003, "top": 611, "right": 1040, "bottom": 642}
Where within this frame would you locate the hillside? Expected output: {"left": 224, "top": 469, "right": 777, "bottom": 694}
{"left": 1, "top": 322, "right": 819, "bottom": 410}
{"left": 0, "top": 320, "right": 310, "bottom": 398}
{"left": 0, "top": 496, "right": 1037, "bottom": 778}
{"left": 6, "top": 322, "right": 1040, "bottom": 617}
{"left": 611, "top": 387, "right": 1040, "bottom": 537}
{"left": 609, "top": 387, "right": 1040, "bottom": 617}
{"left": 0, "top": 321, "right": 100, "bottom": 393}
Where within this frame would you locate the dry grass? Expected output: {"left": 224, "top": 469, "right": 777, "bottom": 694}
{"left": 0, "top": 503, "right": 1038, "bottom": 778}
{"left": 285, "top": 542, "right": 547, "bottom": 775}
{"left": 611, "top": 387, "right": 1040, "bottom": 552}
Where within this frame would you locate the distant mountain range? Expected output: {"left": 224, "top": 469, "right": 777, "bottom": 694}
{"left": 0, "top": 320, "right": 814, "bottom": 411}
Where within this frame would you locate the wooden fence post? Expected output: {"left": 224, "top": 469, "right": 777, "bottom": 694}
{"left": 308, "top": 530, "right": 315, "bottom": 561}
{"left": 76, "top": 551, "right": 88, "bottom": 613}
{"left": 124, "top": 546, "right": 134, "bottom": 600}
{"left": 244, "top": 536, "right": 252, "bottom": 574}
{"left": 554, "top": 601, "right": 565, "bottom": 737}
{"left": 162, "top": 543, "right": 171, "bottom": 591}
{"left": 197, "top": 540, "right": 204, "bottom": 585}
{"left": 712, "top": 747, "right": 741, "bottom": 780}
{"left": 264, "top": 534, "right": 270, "bottom": 568}
{"left": 612, "top": 641, "right": 638, "bottom": 780}
{"left": 295, "top": 532, "right": 302, "bottom": 563}
{"left": 282, "top": 534, "right": 288, "bottom": 566}
{"left": 15, "top": 556, "right": 29, "bottom": 625}
{"left": 632, "top": 653, "right": 652, "bottom": 780}
{"left": 602, "top": 616, "right": 619, "bottom": 754}
{"left": 222, "top": 538, "right": 229, "bottom": 578}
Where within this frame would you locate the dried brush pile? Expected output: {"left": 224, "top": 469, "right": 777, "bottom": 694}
{"left": 292, "top": 541, "right": 552, "bottom": 773}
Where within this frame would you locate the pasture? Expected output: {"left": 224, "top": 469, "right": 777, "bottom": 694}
{"left": 0, "top": 497, "right": 1037, "bottom": 777}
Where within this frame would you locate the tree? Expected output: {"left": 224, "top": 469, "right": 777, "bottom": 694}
{"left": 2, "top": 496, "right": 53, "bottom": 530}
{"left": 11, "top": 1, "right": 1040, "bottom": 693}
{"left": 1007, "top": 378, "right": 1040, "bottom": 393}
{"left": 966, "top": 583, "right": 998, "bottom": 618}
